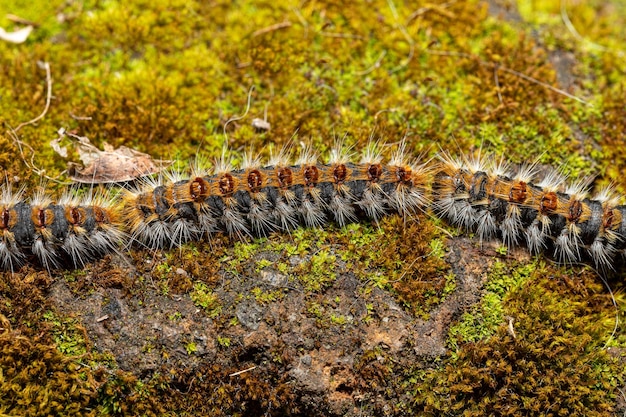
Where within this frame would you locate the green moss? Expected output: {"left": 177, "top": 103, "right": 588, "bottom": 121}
{"left": 250, "top": 286, "right": 285, "bottom": 304}
{"left": 395, "top": 265, "right": 625, "bottom": 416}
{"left": 216, "top": 336, "right": 231, "bottom": 348}
{"left": 42, "top": 310, "right": 88, "bottom": 356}
{"left": 184, "top": 341, "right": 197, "bottom": 355}
{"left": 306, "top": 301, "right": 324, "bottom": 320}
{"left": 293, "top": 248, "right": 337, "bottom": 292}
{"left": 95, "top": 371, "right": 166, "bottom": 416}
{"left": 342, "top": 216, "right": 451, "bottom": 319}
{"left": 189, "top": 282, "right": 221, "bottom": 318}
{"left": 329, "top": 313, "right": 348, "bottom": 326}
{"left": 62, "top": 268, "right": 88, "bottom": 284}
{"left": 0, "top": 331, "right": 97, "bottom": 417}
{"left": 255, "top": 258, "right": 273, "bottom": 271}
{"left": 448, "top": 291, "right": 506, "bottom": 351}
{"left": 168, "top": 311, "right": 182, "bottom": 322}
{"left": 448, "top": 260, "right": 536, "bottom": 352}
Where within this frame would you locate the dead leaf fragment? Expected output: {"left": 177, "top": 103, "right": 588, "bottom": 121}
{"left": 0, "top": 25, "right": 33, "bottom": 44}
{"left": 52, "top": 129, "right": 171, "bottom": 183}
{"left": 251, "top": 117, "right": 271, "bottom": 132}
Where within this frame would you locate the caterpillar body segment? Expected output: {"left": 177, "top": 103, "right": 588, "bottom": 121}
{"left": 122, "top": 145, "right": 432, "bottom": 250}
{"left": 431, "top": 154, "right": 626, "bottom": 270}
{"left": 0, "top": 185, "right": 124, "bottom": 271}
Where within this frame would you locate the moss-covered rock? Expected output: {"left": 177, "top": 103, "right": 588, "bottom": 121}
{"left": 1, "top": 0, "right": 625, "bottom": 415}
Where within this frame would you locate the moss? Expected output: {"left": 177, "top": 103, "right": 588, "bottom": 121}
{"left": 329, "top": 313, "right": 348, "bottom": 326}
{"left": 184, "top": 341, "right": 197, "bottom": 355}
{"left": 395, "top": 265, "right": 626, "bottom": 416}
{"left": 337, "top": 216, "right": 450, "bottom": 319}
{"left": 189, "top": 282, "right": 221, "bottom": 318}
{"left": 168, "top": 311, "right": 182, "bottom": 322}
{"left": 0, "top": 269, "right": 52, "bottom": 328}
{"left": 293, "top": 247, "right": 337, "bottom": 292}
{"left": 448, "top": 260, "right": 536, "bottom": 351}
{"left": 42, "top": 310, "right": 88, "bottom": 356}
{"left": 250, "top": 286, "right": 285, "bottom": 304}
{"left": 0, "top": 330, "right": 97, "bottom": 417}
{"left": 94, "top": 370, "right": 166, "bottom": 416}
{"left": 216, "top": 336, "right": 231, "bottom": 348}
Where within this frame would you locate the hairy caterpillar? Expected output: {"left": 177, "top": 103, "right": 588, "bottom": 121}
{"left": 2, "top": 143, "right": 626, "bottom": 272}
{"left": 0, "top": 184, "right": 123, "bottom": 271}
{"left": 432, "top": 152, "right": 625, "bottom": 269}
{"left": 121, "top": 143, "right": 430, "bottom": 249}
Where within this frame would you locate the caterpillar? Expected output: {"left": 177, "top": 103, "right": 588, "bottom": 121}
{"left": 121, "top": 143, "right": 430, "bottom": 249}
{"left": 2, "top": 143, "right": 626, "bottom": 272}
{"left": 0, "top": 184, "right": 123, "bottom": 271}
{"left": 432, "top": 152, "right": 625, "bottom": 268}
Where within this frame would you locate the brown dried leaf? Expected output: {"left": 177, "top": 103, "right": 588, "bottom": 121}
{"left": 52, "top": 129, "right": 171, "bottom": 183}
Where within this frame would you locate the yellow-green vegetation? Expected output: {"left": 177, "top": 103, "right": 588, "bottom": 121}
{"left": 42, "top": 310, "right": 89, "bottom": 356}
{"left": 0, "top": 328, "right": 97, "bottom": 416}
{"left": 189, "top": 282, "right": 221, "bottom": 318}
{"left": 396, "top": 267, "right": 625, "bottom": 416}
{"left": 293, "top": 245, "right": 337, "bottom": 292}
{"left": 251, "top": 286, "right": 285, "bottom": 304}
{"left": 184, "top": 341, "right": 197, "bottom": 355}
{"left": 216, "top": 336, "right": 231, "bottom": 348}
{"left": 2, "top": 0, "right": 615, "bottom": 184}
{"left": 343, "top": 217, "right": 451, "bottom": 319}
{"left": 447, "top": 260, "right": 536, "bottom": 352}
{"left": 1, "top": 0, "right": 626, "bottom": 415}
